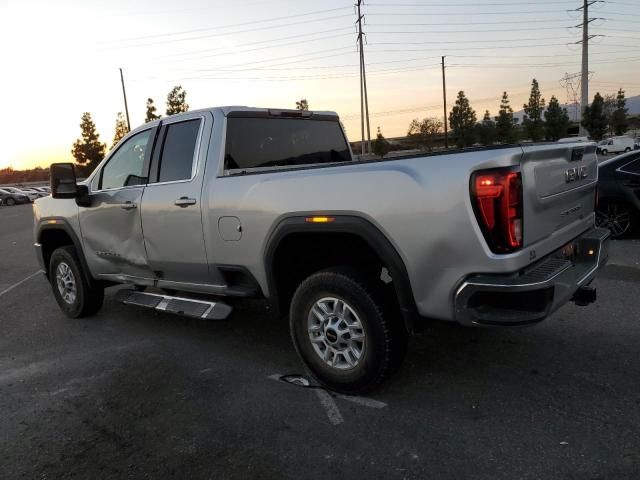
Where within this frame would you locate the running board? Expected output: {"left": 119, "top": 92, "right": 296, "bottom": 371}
{"left": 115, "top": 290, "right": 233, "bottom": 320}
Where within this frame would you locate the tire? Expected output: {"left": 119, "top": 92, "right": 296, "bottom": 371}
{"left": 601, "top": 149, "right": 608, "bottom": 156}
{"left": 49, "top": 246, "right": 104, "bottom": 318}
{"left": 5, "top": 197, "right": 15, "bottom": 206}
{"left": 596, "top": 201, "right": 633, "bottom": 238}
{"left": 625, "top": 147, "right": 631, "bottom": 153}
{"left": 289, "top": 268, "right": 407, "bottom": 394}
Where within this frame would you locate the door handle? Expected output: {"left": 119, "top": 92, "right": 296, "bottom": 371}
{"left": 175, "top": 197, "right": 197, "bottom": 207}
{"left": 120, "top": 201, "right": 137, "bottom": 210}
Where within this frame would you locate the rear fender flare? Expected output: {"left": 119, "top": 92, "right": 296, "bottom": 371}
{"left": 264, "top": 215, "right": 419, "bottom": 332}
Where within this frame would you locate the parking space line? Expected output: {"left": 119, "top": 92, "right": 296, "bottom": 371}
{"left": 0, "top": 270, "right": 44, "bottom": 298}
{"left": 314, "top": 389, "right": 345, "bottom": 425}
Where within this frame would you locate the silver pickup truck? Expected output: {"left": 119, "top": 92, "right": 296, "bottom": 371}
{"left": 34, "top": 107, "right": 609, "bottom": 392}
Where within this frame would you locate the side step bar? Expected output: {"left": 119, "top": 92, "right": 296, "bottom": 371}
{"left": 115, "top": 290, "right": 233, "bottom": 320}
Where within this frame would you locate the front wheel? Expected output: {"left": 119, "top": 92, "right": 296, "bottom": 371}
{"left": 289, "top": 269, "right": 407, "bottom": 394}
{"left": 5, "top": 197, "right": 15, "bottom": 206}
{"left": 49, "top": 246, "right": 104, "bottom": 318}
{"left": 601, "top": 149, "right": 608, "bottom": 156}
{"left": 625, "top": 147, "right": 631, "bottom": 153}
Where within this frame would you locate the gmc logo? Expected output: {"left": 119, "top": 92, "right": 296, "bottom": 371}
{"left": 565, "top": 166, "right": 588, "bottom": 183}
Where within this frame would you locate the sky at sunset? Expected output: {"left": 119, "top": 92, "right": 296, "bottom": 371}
{"left": 0, "top": 0, "right": 638, "bottom": 170}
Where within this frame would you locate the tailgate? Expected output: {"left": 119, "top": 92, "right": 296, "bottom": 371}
{"left": 520, "top": 142, "right": 598, "bottom": 246}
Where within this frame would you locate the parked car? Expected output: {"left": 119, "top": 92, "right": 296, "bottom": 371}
{"left": 0, "top": 188, "right": 31, "bottom": 206}
{"left": 596, "top": 137, "right": 635, "bottom": 156}
{"left": 20, "top": 187, "right": 48, "bottom": 198}
{"left": 634, "top": 139, "right": 640, "bottom": 151}
{"left": 34, "top": 107, "right": 608, "bottom": 393}
{"left": 596, "top": 150, "right": 640, "bottom": 237}
{"left": 0, "top": 186, "right": 38, "bottom": 202}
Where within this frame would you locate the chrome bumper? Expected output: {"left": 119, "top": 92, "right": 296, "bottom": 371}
{"left": 455, "top": 227, "right": 610, "bottom": 326}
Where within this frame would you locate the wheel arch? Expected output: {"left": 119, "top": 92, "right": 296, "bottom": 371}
{"left": 37, "top": 219, "right": 92, "bottom": 284}
{"left": 264, "top": 215, "right": 419, "bottom": 332}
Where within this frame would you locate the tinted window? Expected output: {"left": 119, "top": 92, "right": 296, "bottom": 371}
{"left": 621, "top": 158, "right": 640, "bottom": 174}
{"left": 100, "top": 130, "right": 151, "bottom": 189}
{"left": 224, "top": 118, "right": 351, "bottom": 170}
{"left": 157, "top": 119, "right": 201, "bottom": 182}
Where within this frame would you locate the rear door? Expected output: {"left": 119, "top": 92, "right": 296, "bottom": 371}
{"left": 140, "top": 112, "right": 212, "bottom": 284}
{"left": 520, "top": 143, "right": 598, "bottom": 246}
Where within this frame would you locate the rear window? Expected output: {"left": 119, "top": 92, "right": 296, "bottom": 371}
{"left": 224, "top": 117, "right": 351, "bottom": 170}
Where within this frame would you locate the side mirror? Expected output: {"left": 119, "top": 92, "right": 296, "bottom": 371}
{"left": 50, "top": 163, "right": 78, "bottom": 199}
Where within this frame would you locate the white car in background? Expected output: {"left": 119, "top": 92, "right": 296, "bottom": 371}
{"left": 597, "top": 137, "right": 635, "bottom": 156}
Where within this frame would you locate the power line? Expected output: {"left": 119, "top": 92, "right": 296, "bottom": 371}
{"left": 99, "top": 13, "right": 354, "bottom": 50}
{"left": 366, "top": 10, "right": 576, "bottom": 16}
{"left": 159, "top": 32, "right": 356, "bottom": 63}
{"left": 369, "top": 35, "right": 576, "bottom": 45}
{"left": 100, "top": 6, "right": 352, "bottom": 44}
{"left": 366, "top": 1, "right": 578, "bottom": 5}
{"left": 156, "top": 27, "right": 355, "bottom": 60}
{"left": 365, "top": 17, "right": 632, "bottom": 25}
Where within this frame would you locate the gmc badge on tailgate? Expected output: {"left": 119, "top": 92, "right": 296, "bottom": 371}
{"left": 565, "top": 166, "right": 588, "bottom": 183}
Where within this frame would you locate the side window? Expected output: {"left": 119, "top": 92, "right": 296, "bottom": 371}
{"left": 156, "top": 119, "right": 201, "bottom": 183}
{"left": 100, "top": 130, "right": 151, "bottom": 190}
{"left": 621, "top": 158, "right": 640, "bottom": 174}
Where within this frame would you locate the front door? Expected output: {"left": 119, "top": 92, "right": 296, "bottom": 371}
{"left": 140, "top": 112, "right": 211, "bottom": 285}
{"left": 79, "top": 128, "right": 155, "bottom": 279}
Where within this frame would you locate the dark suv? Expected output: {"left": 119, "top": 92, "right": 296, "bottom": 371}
{"left": 597, "top": 150, "right": 640, "bottom": 237}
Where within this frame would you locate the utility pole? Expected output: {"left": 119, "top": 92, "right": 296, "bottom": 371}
{"left": 441, "top": 56, "right": 448, "bottom": 149}
{"left": 580, "top": 0, "right": 588, "bottom": 135}
{"left": 574, "top": 0, "right": 602, "bottom": 135}
{"left": 119, "top": 68, "right": 131, "bottom": 132}
{"left": 356, "top": 0, "right": 371, "bottom": 155}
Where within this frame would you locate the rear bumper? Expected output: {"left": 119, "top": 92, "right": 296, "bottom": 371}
{"left": 454, "top": 227, "right": 610, "bottom": 326}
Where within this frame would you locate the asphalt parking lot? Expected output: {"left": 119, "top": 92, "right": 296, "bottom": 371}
{"left": 2, "top": 204, "right": 640, "bottom": 479}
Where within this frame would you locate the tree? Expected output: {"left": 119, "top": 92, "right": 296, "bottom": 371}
{"left": 611, "top": 88, "right": 629, "bottom": 135}
{"left": 295, "top": 99, "right": 309, "bottom": 111}
{"left": 112, "top": 112, "right": 129, "bottom": 148}
{"left": 522, "top": 79, "right": 545, "bottom": 141}
{"left": 602, "top": 93, "right": 617, "bottom": 135}
{"left": 145, "top": 98, "right": 161, "bottom": 123}
{"left": 166, "top": 85, "right": 189, "bottom": 116}
{"left": 581, "top": 92, "right": 608, "bottom": 141}
{"left": 496, "top": 91, "right": 516, "bottom": 144}
{"left": 448, "top": 91, "right": 477, "bottom": 148}
{"left": 373, "top": 127, "right": 391, "bottom": 157}
{"left": 543, "top": 96, "right": 570, "bottom": 141}
{"left": 71, "top": 112, "right": 106, "bottom": 168}
{"left": 476, "top": 110, "right": 496, "bottom": 146}
{"left": 407, "top": 117, "right": 443, "bottom": 152}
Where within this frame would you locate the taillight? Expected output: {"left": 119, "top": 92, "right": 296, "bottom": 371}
{"left": 471, "top": 167, "right": 523, "bottom": 253}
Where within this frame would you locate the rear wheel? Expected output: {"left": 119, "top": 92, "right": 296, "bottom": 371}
{"left": 5, "top": 197, "right": 15, "bottom": 206}
{"left": 596, "top": 201, "right": 633, "bottom": 238}
{"left": 289, "top": 268, "right": 407, "bottom": 394}
{"left": 49, "top": 246, "right": 104, "bottom": 318}
{"left": 625, "top": 147, "right": 631, "bottom": 153}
